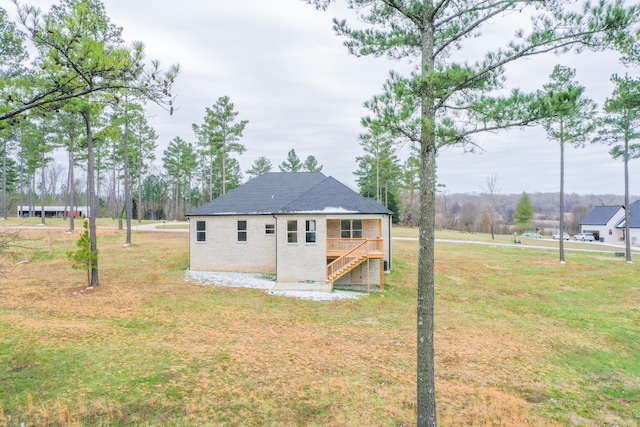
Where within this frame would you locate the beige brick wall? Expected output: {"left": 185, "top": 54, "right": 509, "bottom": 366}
{"left": 275, "top": 215, "right": 327, "bottom": 283}
{"left": 189, "top": 213, "right": 393, "bottom": 282}
{"left": 189, "top": 215, "right": 276, "bottom": 273}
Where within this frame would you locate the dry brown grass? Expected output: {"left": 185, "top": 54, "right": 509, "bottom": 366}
{"left": 0, "top": 226, "right": 638, "bottom": 426}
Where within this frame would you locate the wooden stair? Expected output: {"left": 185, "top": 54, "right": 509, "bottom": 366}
{"left": 327, "top": 255, "right": 367, "bottom": 283}
{"left": 326, "top": 240, "right": 369, "bottom": 290}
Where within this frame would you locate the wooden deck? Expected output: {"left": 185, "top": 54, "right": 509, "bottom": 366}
{"left": 326, "top": 238, "right": 384, "bottom": 258}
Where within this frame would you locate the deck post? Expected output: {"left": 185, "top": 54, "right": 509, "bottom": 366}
{"left": 380, "top": 258, "right": 384, "bottom": 293}
{"left": 367, "top": 258, "right": 370, "bottom": 293}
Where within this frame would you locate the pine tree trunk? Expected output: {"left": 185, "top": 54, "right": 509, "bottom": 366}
{"left": 222, "top": 141, "right": 226, "bottom": 195}
{"left": 18, "top": 157, "right": 24, "bottom": 219}
{"left": 83, "top": 111, "right": 99, "bottom": 287}
{"left": 209, "top": 154, "right": 214, "bottom": 201}
{"left": 2, "top": 144, "right": 7, "bottom": 220}
{"left": 69, "top": 148, "right": 75, "bottom": 232}
{"left": 175, "top": 180, "right": 179, "bottom": 220}
{"left": 624, "top": 133, "right": 632, "bottom": 262}
{"left": 30, "top": 176, "right": 35, "bottom": 218}
{"left": 417, "top": 8, "right": 437, "bottom": 426}
{"left": 110, "top": 144, "right": 117, "bottom": 220}
{"left": 124, "top": 102, "right": 132, "bottom": 246}
{"left": 40, "top": 151, "right": 46, "bottom": 225}
{"left": 138, "top": 141, "right": 143, "bottom": 223}
{"left": 559, "top": 121, "right": 565, "bottom": 264}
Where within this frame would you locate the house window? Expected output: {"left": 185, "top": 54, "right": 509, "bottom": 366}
{"left": 237, "top": 220, "right": 247, "bottom": 242}
{"left": 196, "top": 220, "right": 206, "bottom": 242}
{"left": 340, "top": 219, "right": 363, "bottom": 238}
{"left": 287, "top": 220, "right": 298, "bottom": 243}
{"left": 265, "top": 224, "right": 275, "bottom": 235}
{"left": 609, "top": 229, "right": 613, "bottom": 235}
{"left": 306, "top": 220, "right": 316, "bottom": 243}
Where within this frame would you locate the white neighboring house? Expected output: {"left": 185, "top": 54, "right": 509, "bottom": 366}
{"left": 187, "top": 172, "right": 393, "bottom": 291}
{"left": 580, "top": 205, "right": 625, "bottom": 243}
{"left": 614, "top": 200, "right": 640, "bottom": 246}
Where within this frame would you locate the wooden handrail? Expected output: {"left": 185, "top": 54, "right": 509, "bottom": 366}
{"left": 327, "top": 238, "right": 383, "bottom": 254}
{"left": 327, "top": 240, "right": 368, "bottom": 285}
{"left": 327, "top": 238, "right": 366, "bottom": 253}
{"left": 366, "top": 239, "right": 383, "bottom": 253}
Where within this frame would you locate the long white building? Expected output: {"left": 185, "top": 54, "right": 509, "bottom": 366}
{"left": 17, "top": 205, "right": 90, "bottom": 218}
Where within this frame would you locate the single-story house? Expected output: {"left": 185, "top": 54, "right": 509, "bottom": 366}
{"left": 187, "top": 172, "right": 393, "bottom": 290}
{"left": 580, "top": 205, "right": 624, "bottom": 242}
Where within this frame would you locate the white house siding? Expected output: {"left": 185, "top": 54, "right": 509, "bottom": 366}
{"left": 627, "top": 228, "right": 640, "bottom": 246}
{"left": 275, "top": 214, "right": 328, "bottom": 283}
{"left": 189, "top": 215, "right": 276, "bottom": 274}
{"left": 581, "top": 209, "right": 625, "bottom": 243}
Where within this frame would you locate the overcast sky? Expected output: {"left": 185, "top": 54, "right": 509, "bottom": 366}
{"left": 3, "top": 0, "right": 639, "bottom": 195}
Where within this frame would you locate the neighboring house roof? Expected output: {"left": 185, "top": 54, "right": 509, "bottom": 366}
{"left": 187, "top": 172, "right": 393, "bottom": 216}
{"left": 580, "top": 205, "right": 623, "bottom": 226}
{"left": 616, "top": 200, "right": 640, "bottom": 228}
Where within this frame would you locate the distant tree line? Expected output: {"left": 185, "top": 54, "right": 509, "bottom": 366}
{"left": 423, "top": 189, "right": 629, "bottom": 235}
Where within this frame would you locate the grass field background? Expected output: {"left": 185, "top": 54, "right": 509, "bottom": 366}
{"left": 0, "top": 222, "right": 638, "bottom": 426}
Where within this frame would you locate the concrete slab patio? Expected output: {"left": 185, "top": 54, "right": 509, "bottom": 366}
{"left": 271, "top": 282, "right": 331, "bottom": 292}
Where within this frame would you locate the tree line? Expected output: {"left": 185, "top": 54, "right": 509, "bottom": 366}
{"left": 427, "top": 188, "right": 631, "bottom": 236}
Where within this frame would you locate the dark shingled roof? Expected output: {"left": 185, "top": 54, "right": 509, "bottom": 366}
{"left": 581, "top": 205, "right": 623, "bottom": 226}
{"left": 187, "top": 172, "right": 393, "bottom": 216}
{"left": 616, "top": 200, "right": 640, "bottom": 228}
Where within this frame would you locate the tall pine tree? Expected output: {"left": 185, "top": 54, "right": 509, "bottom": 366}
{"left": 540, "top": 65, "right": 596, "bottom": 263}
{"left": 305, "top": 1, "right": 637, "bottom": 423}
{"left": 193, "top": 96, "right": 248, "bottom": 199}
{"left": 514, "top": 192, "right": 534, "bottom": 228}
{"left": 279, "top": 149, "right": 303, "bottom": 172}
{"left": 593, "top": 75, "right": 640, "bottom": 262}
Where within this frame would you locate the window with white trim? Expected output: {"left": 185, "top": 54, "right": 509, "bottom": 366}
{"left": 196, "top": 220, "right": 206, "bottom": 242}
{"left": 287, "top": 220, "right": 298, "bottom": 243}
{"left": 340, "top": 219, "right": 362, "bottom": 238}
{"left": 237, "top": 220, "right": 247, "bottom": 242}
{"left": 305, "top": 220, "right": 316, "bottom": 243}
{"left": 265, "top": 224, "right": 275, "bottom": 235}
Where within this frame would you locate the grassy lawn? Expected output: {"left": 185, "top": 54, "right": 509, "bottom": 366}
{"left": 0, "top": 226, "right": 638, "bottom": 426}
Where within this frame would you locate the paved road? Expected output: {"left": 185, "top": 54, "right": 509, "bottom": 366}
{"left": 131, "top": 222, "right": 188, "bottom": 233}
{"left": 394, "top": 236, "right": 640, "bottom": 254}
